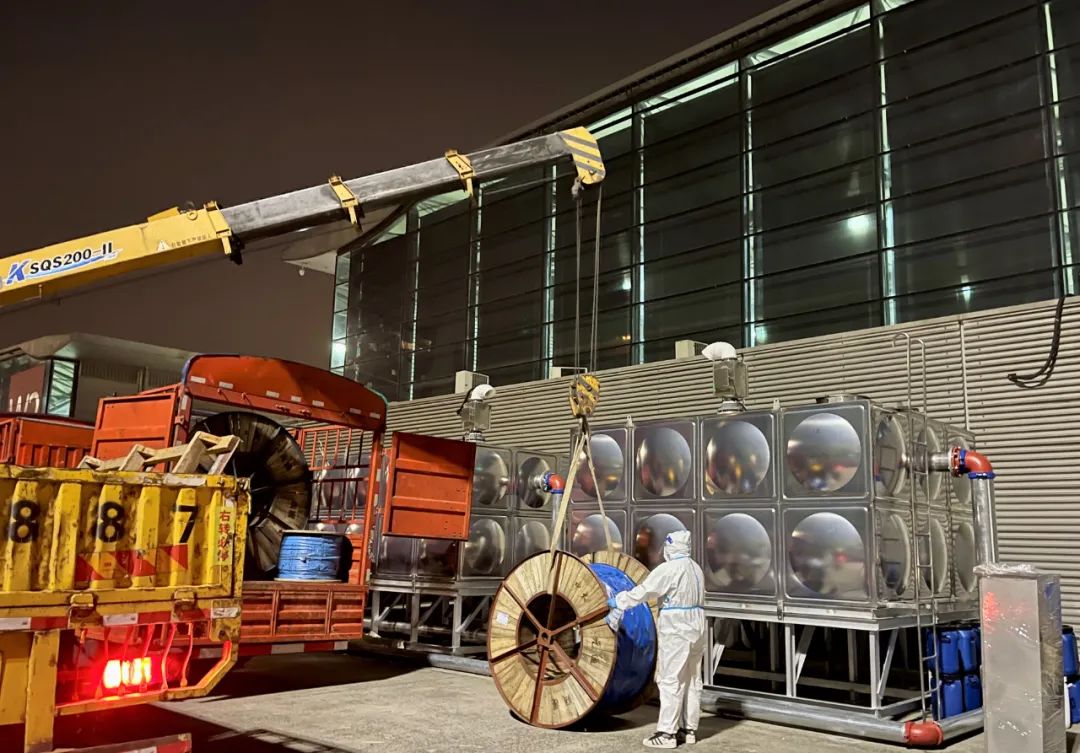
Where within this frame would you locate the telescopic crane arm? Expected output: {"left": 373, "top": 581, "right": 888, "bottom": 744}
{"left": 0, "top": 128, "right": 605, "bottom": 307}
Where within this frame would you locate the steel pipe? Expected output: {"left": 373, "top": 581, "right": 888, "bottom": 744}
{"left": 427, "top": 654, "right": 491, "bottom": 676}
{"left": 350, "top": 641, "right": 490, "bottom": 673}
{"left": 700, "top": 688, "right": 982, "bottom": 746}
{"left": 948, "top": 447, "right": 998, "bottom": 565}
{"left": 365, "top": 620, "right": 487, "bottom": 642}
{"left": 971, "top": 473, "right": 999, "bottom": 565}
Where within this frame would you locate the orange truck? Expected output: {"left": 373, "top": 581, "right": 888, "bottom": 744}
{"left": 83, "top": 354, "right": 387, "bottom": 657}
{"left": 0, "top": 354, "right": 481, "bottom": 753}
{"left": 0, "top": 413, "right": 92, "bottom": 468}
{"left": 0, "top": 436, "right": 248, "bottom": 753}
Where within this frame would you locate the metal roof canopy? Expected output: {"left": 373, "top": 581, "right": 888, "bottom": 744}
{"left": 0, "top": 332, "right": 193, "bottom": 374}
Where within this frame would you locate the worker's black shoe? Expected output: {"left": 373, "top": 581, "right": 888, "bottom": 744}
{"left": 643, "top": 732, "right": 677, "bottom": 749}
{"left": 677, "top": 728, "right": 697, "bottom": 745}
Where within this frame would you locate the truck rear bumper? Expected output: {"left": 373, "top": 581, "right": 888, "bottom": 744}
{"left": 57, "top": 732, "right": 191, "bottom": 753}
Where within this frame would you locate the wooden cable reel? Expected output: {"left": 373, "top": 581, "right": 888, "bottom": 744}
{"left": 487, "top": 549, "right": 657, "bottom": 728}
{"left": 190, "top": 411, "right": 313, "bottom": 579}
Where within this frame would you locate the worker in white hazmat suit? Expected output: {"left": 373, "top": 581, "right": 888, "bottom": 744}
{"left": 608, "top": 529, "right": 706, "bottom": 748}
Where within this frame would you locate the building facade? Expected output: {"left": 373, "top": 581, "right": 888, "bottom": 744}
{"left": 0, "top": 334, "right": 193, "bottom": 423}
{"left": 332, "top": 0, "right": 1080, "bottom": 401}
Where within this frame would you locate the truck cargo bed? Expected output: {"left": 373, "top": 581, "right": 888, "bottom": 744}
{"left": 239, "top": 581, "right": 365, "bottom": 643}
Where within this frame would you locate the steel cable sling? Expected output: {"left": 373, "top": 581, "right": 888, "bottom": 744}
{"left": 551, "top": 181, "right": 611, "bottom": 558}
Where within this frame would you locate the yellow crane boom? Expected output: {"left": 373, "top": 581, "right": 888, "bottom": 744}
{"left": 0, "top": 128, "right": 605, "bottom": 307}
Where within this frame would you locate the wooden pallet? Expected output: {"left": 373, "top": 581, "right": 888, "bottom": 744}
{"left": 487, "top": 549, "right": 652, "bottom": 728}
{"left": 78, "top": 431, "right": 240, "bottom": 474}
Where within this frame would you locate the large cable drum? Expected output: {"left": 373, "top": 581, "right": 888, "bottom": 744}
{"left": 488, "top": 550, "right": 656, "bottom": 728}
{"left": 191, "top": 411, "right": 312, "bottom": 579}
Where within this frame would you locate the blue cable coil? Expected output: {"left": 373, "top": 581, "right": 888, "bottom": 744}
{"left": 277, "top": 531, "right": 345, "bottom": 581}
{"left": 589, "top": 562, "right": 657, "bottom": 713}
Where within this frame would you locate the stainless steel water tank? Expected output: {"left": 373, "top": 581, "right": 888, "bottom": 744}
{"left": 783, "top": 506, "right": 870, "bottom": 602}
{"left": 571, "top": 428, "right": 628, "bottom": 503}
{"left": 513, "top": 516, "right": 553, "bottom": 563}
{"left": 568, "top": 508, "right": 626, "bottom": 558}
{"left": 700, "top": 412, "right": 776, "bottom": 501}
{"left": 374, "top": 528, "right": 417, "bottom": 579}
{"left": 876, "top": 507, "right": 913, "bottom": 601}
{"left": 915, "top": 508, "right": 952, "bottom": 597}
{"left": 781, "top": 399, "right": 927, "bottom": 504}
{"left": 416, "top": 537, "right": 459, "bottom": 580}
{"left": 952, "top": 512, "right": 979, "bottom": 602}
{"left": 631, "top": 508, "right": 696, "bottom": 570}
{"left": 889, "top": 411, "right": 950, "bottom": 506}
{"left": 782, "top": 402, "right": 870, "bottom": 500}
{"left": 514, "top": 451, "right": 558, "bottom": 512}
{"left": 461, "top": 514, "right": 510, "bottom": 578}
{"left": 702, "top": 508, "right": 777, "bottom": 597}
{"left": 472, "top": 446, "right": 512, "bottom": 509}
{"left": 872, "top": 409, "right": 908, "bottom": 502}
{"left": 632, "top": 419, "right": 697, "bottom": 502}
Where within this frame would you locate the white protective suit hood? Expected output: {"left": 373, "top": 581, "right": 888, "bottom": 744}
{"left": 663, "top": 530, "right": 692, "bottom": 562}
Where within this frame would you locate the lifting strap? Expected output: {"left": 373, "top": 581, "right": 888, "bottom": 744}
{"left": 549, "top": 375, "right": 613, "bottom": 559}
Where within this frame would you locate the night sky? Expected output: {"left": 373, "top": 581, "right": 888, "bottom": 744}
{"left": 1, "top": 2, "right": 782, "bottom": 367}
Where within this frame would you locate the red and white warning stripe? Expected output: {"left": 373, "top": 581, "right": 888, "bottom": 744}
{"left": 197, "top": 640, "right": 348, "bottom": 660}
{"left": 0, "top": 609, "right": 217, "bottom": 632}
{"left": 99, "top": 608, "right": 215, "bottom": 627}
{"left": 0, "top": 616, "right": 68, "bottom": 631}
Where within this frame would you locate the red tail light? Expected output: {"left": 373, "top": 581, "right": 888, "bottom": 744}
{"left": 102, "top": 657, "right": 156, "bottom": 690}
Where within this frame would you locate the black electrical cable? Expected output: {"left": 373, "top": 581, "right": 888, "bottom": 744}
{"left": 1007, "top": 294, "right": 1067, "bottom": 389}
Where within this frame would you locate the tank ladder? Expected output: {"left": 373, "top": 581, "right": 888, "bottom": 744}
{"left": 894, "top": 333, "right": 941, "bottom": 721}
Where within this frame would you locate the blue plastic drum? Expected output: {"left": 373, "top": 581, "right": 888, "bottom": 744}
{"left": 963, "top": 674, "right": 982, "bottom": 711}
{"left": 1064, "top": 626, "right": 1079, "bottom": 678}
{"left": 926, "top": 629, "right": 962, "bottom": 677}
{"left": 958, "top": 628, "right": 978, "bottom": 673}
{"left": 941, "top": 678, "right": 964, "bottom": 719}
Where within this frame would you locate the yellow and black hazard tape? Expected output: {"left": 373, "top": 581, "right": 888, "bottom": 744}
{"left": 558, "top": 127, "right": 606, "bottom": 185}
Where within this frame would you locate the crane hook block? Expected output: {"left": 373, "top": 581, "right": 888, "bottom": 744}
{"left": 569, "top": 374, "right": 601, "bottom": 418}
{"left": 558, "top": 127, "right": 606, "bottom": 187}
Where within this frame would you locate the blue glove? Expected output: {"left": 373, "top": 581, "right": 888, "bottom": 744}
{"left": 607, "top": 596, "right": 618, "bottom": 609}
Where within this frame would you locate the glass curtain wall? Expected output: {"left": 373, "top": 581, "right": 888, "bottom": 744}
{"left": 334, "top": 0, "right": 1079, "bottom": 398}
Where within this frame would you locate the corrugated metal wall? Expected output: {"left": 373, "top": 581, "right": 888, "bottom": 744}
{"left": 386, "top": 297, "right": 1080, "bottom": 621}
{"left": 963, "top": 301, "right": 1080, "bottom": 614}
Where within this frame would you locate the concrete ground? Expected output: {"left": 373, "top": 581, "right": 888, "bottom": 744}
{"left": 22, "top": 653, "right": 987, "bottom": 752}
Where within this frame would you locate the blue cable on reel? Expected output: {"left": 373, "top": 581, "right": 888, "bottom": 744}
{"left": 589, "top": 562, "right": 657, "bottom": 713}
{"left": 277, "top": 531, "right": 345, "bottom": 581}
